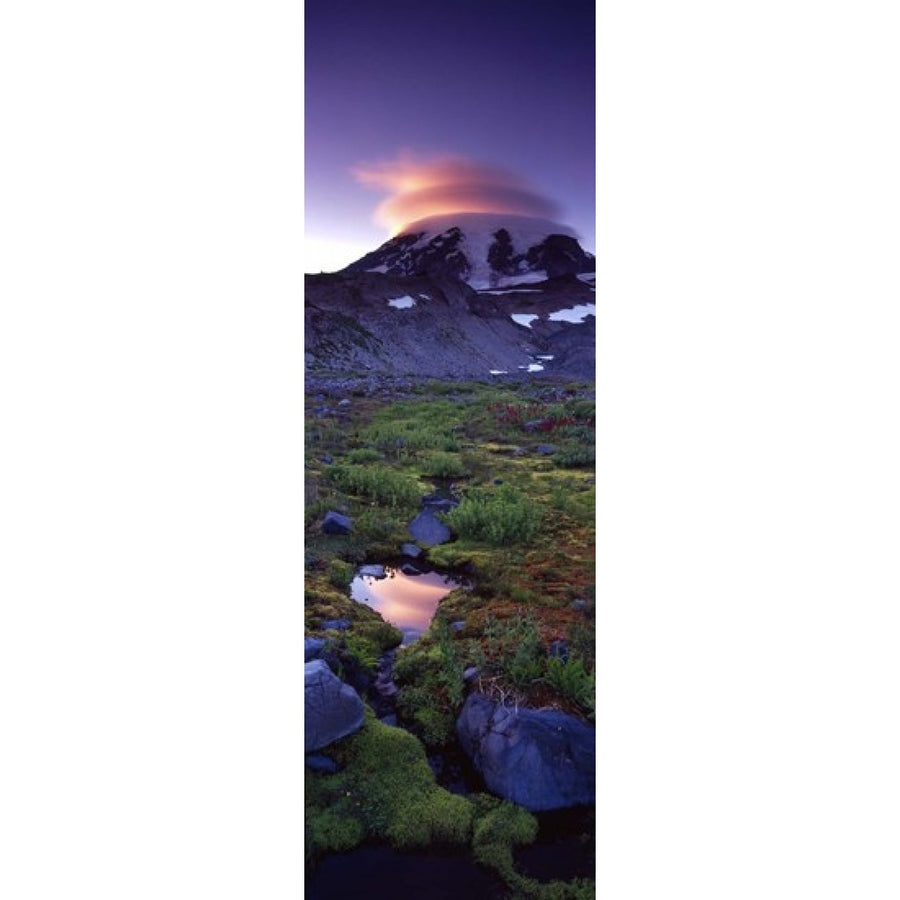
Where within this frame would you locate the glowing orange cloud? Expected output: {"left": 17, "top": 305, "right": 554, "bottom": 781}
{"left": 353, "top": 152, "right": 562, "bottom": 234}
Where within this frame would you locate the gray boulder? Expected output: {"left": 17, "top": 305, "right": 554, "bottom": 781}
{"left": 322, "top": 511, "right": 353, "bottom": 535}
{"left": 320, "top": 618, "right": 351, "bottom": 631}
{"left": 304, "top": 637, "right": 326, "bottom": 661}
{"left": 305, "top": 660, "right": 365, "bottom": 753}
{"left": 401, "top": 542, "right": 423, "bottom": 558}
{"left": 456, "top": 693, "right": 594, "bottom": 811}
{"left": 408, "top": 508, "right": 451, "bottom": 546}
{"left": 358, "top": 564, "right": 386, "bottom": 578}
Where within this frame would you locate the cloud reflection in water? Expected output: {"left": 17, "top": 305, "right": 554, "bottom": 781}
{"left": 350, "top": 566, "right": 460, "bottom": 645}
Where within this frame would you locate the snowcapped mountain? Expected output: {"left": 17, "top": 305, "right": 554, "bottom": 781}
{"left": 341, "top": 213, "right": 595, "bottom": 289}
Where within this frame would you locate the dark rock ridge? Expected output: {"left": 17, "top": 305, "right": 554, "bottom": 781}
{"left": 305, "top": 659, "right": 365, "bottom": 753}
{"left": 456, "top": 693, "right": 595, "bottom": 812}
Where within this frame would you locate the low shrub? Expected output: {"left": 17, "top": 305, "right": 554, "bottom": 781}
{"left": 443, "top": 485, "right": 543, "bottom": 545}
{"left": 553, "top": 445, "right": 595, "bottom": 469}
{"left": 418, "top": 451, "right": 469, "bottom": 479}
{"left": 345, "top": 447, "right": 382, "bottom": 464}
{"left": 484, "top": 612, "right": 545, "bottom": 690}
{"left": 326, "top": 464, "right": 421, "bottom": 508}
{"left": 544, "top": 655, "right": 595, "bottom": 719}
{"left": 327, "top": 558, "right": 354, "bottom": 589}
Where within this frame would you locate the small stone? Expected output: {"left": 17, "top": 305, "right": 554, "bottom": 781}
{"left": 401, "top": 543, "right": 423, "bottom": 559}
{"left": 305, "top": 754, "right": 340, "bottom": 774}
{"left": 536, "top": 444, "right": 557, "bottom": 455}
{"left": 320, "top": 454, "right": 333, "bottom": 465}
{"left": 548, "top": 640, "right": 569, "bottom": 662}
{"left": 379, "top": 714, "right": 398, "bottom": 727}
{"left": 358, "top": 564, "right": 386, "bottom": 578}
{"left": 450, "top": 620, "right": 466, "bottom": 632}
{"left": 321, "top": 618, "right": 351, "bottom": 631}
{"left": 463, "top": 666, "right": 480, "bottom": 683}
{"left": 338, "top": 399, "right": 351, "bottom": 406}
{"left": 571, "top": 599, "right": 588, "bottom": 613}
{"left": 493, "top": 478, "right": 504, "bottom": 485}
{"left": 400, "top": 563, "right": 421, "bottom": 576}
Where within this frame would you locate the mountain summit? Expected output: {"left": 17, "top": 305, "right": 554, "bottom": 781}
{"left": 342, "top": 213, "right": 595, "bottom": 289}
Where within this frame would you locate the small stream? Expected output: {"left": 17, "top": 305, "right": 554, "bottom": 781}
{"left": 309, "top": 561, "right": 594, "bottom": 896}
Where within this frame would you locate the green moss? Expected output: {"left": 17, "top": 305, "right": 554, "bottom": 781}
{"left": 471, "top": 795, "right": 539, "bottom": 880}
{"left": 305, "top": 810, "right": 366, "bottom": 855}
{"left": 306, "top": 714, "right": 473, "bottom": 860}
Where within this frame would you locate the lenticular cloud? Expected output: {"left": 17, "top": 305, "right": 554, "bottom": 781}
{"left": 353, "top": 152, "right": 562, "bottom": 234}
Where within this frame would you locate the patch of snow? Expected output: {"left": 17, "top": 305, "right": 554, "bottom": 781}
{"left": 577, "top": 272, "right": 596, "bottom": 284}
{"left": 368, "top": 264, "right": 389, "bottom": 273}
{"left": 419, "top": 293, "right": 431, "bottom": 300}
{"left": 489, "top": 369, "right": 509, "bottom": 375}
{"left": 548, "top": 303, "right": 595, "bottom": 324}
{"left": 510, "top": 313, "right": 539, "bottom": 328}
{"left": 518, "top": 363, "right": 545, "bottom": 372}
{"left": 536, "top": 355, "right": 554, "bottom": 360}
{"left": 387, "top": 295, "right": 416, "bottom": 309}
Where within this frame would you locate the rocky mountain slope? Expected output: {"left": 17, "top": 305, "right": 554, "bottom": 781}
{"left": 341, "top": 213, "right": 595, "bottom": 290}
{"left": 304, "top": 267, "right": 595, "bottom": 380}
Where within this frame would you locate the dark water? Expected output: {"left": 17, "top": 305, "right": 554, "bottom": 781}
{"left": 306, "top": 845, "right": 506, "bottom": 900}
{"left": 515, "top": 807, "right": 596, "bottom": 881}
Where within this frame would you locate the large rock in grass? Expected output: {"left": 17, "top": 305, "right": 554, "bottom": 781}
{"left": 456, "top": 693, "right": 594, "bottom": 811}
{"left": 408, "top": 508, "right": 451, "bottom": 546}
{"left": 322, "top": 511, "right": 353, "bottom": 535}
{"left": 305, "top": 659, "right": 365, "bottom": 752}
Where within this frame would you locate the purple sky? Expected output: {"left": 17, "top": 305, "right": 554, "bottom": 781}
{"left": 305, "top": 0, "right": 595, "bottom": 272}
